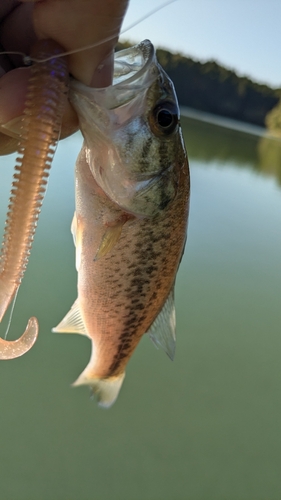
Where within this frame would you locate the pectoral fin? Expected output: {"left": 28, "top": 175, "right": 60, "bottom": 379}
{"left": 94, "top": 222, "right": 124, "bottom": 261}
{"left": 52, "top": 299, "right": 87, "bottom": 335}
{"left": 148, "top": 288, "right": 176, "bottom": 360}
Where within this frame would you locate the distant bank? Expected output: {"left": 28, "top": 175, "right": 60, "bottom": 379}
{"left": 117, "top": 41, "right": 281, "bottom": 133}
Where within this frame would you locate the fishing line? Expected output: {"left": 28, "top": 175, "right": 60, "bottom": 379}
{"left": 0, "top": 0, "right": 178, "bottom": 65}
{"left": 2, "top": 287, "right": 19, "bottom": 340}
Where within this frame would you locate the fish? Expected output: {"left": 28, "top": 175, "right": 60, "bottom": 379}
{"left": 53, "top": 40, "right": 190, "bottom": 408}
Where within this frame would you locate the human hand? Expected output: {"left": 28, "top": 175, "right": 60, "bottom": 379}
{"left": 0, "top": 0, "right": 129, "bottom": 154}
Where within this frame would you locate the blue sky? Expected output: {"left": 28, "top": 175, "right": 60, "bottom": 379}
{"left": 120, "top": 0, "right": 281, "bottom": 88}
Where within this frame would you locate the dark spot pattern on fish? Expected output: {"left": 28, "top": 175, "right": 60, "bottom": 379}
{"left": 141, "top": 137, "right": 153, "bottom": 159}
{"left": 125, "top": 132, "right": 137, "bottom": 150}
{"left": 129, "top": 267, "right": 143, "bottom": 277}
{"left": 105, "top": 219, "right": 176, "bottom": 376}
{"left": 144, "top": 265, "right": 158, "bottom": 276}
{"left": 158, "top": 140, "right": 169, "bottom": 161}
{"left": 108, "top": 310, "right": 148, "bottom": 375}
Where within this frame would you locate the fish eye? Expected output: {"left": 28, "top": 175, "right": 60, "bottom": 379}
{"left": 150, "top": 101, "right": 179, "bottom": 136}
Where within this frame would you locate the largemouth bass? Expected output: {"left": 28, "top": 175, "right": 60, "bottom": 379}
{"left": 53, "top": 40, "right": 190, "bottom": 407}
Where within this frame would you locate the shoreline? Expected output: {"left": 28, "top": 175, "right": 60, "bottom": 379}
{"left": 180, "top": 106, "right": 267, "bottom": 138}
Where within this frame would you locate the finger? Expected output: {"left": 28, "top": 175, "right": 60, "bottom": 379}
{"left": 0, "top": 68, "right": 30, "bottom": 125}
{"left": 0, "top": 2, "right": 37, "bottom": 68}
{"left": 27, "top": 0, "right": 129, "bottom": 86}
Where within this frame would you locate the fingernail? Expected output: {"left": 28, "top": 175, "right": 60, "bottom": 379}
{"left": 90, "top": 52, "right": 114, "bottom": 88}
{"left": 0, "top": 115, "right": 24, "bottom": 138}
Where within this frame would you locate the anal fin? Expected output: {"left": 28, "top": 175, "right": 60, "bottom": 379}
{"left": 52, "top": 299, "right": 87, "bottom": 335}
{"left": 148, "top": 287, "right": 176, "bottom": 360}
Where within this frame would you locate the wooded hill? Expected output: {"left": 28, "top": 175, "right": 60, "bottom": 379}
{"left": 117, "top": 41, "right": 280, "bottom": 128}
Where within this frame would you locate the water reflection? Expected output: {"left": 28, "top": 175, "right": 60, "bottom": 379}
{"left": 181, "top": 115, "right": 259, "bottom": 167}
{"left": 182, "top": 114, "right": 281, "bottom": 187}
{"left": 258, "top": 135, "right": 281, "bottom": 185}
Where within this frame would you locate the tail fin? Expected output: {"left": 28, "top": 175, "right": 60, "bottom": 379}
{"left": 73, "top": 370, "right": 125, "bottom": 409}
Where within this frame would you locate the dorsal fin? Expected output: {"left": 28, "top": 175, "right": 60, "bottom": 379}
{"left": 52, "top": 299, "right": 87, "bottom": 335}
{"left": 148, "top": 287, "right": 176, "bottom": 360}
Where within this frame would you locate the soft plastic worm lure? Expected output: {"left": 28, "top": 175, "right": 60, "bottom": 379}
{"left": 0, "top": 39, "right": 69, "bottom": 359}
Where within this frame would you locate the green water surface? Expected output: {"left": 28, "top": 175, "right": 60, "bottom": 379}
{"left": 0, "top": 115, "right": 281, "bottom": 500}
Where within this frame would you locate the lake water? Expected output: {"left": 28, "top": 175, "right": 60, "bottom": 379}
{"left": 0, "top": 113, "right": 281, "bottom": 499}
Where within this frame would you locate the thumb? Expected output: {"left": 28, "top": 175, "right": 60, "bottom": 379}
{"left": 26, "top": 0, "right": 129, "bottom": 86}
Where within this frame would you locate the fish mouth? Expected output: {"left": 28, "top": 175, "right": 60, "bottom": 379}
{"left": 112, "top": 40, "right": 156, "bottom": 89}
{"left": 112, "top": 40, "right": 157, "bottom": 92}
{"left": 70, "top": 40, "right": 157, "bottom": 111}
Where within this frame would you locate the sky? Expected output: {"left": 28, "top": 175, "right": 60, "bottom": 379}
{"left": 120, "top": 0, "right": 281, "bottom": 88}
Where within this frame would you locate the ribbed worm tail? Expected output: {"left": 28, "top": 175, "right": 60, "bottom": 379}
{"left": 0, "top": 39, "right": 68, "bottom": 358}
